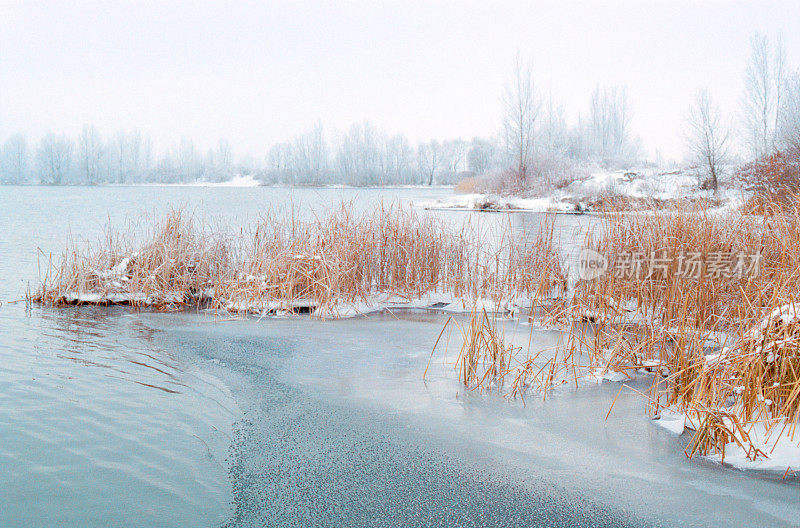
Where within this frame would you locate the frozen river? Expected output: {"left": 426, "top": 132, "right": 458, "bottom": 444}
{"left": 0, "top": 185, "right": 797, "bottom": 527}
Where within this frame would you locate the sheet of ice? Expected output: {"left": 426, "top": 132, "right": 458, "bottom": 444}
{"left": 153, "top": 312, "right": 800, "bottom": 527}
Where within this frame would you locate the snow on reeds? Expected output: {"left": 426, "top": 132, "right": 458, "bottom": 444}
{"left": 32, "top": 204, "right": 567, "bottom": 319}
{"left": 35, "top": 197, "right": 800, "bottom": 467}
{"left": 428, "top": 198, "right": 800, "bottom": 467}
{"left": 564, "top": 200, "right": 800, "bottom": 463}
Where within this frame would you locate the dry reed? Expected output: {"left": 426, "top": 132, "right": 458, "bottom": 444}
{"left": 429, "top": 197, "right": 800, "bottom": 464}
{"left": 32, "top": 204, "right": 566, "bottom": 319}
{"left": 562, "top": 199, "right": 800, "bottom": 461}
{"left": 36, "top": 196, "right": 800, "bottom": 464}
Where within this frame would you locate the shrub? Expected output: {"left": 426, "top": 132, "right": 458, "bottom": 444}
{"left": 737, "top": 149, "right": 800, "bottom": 204}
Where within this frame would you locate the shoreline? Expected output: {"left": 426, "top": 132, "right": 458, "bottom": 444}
{"left": 29, "top": 201, "right": 800, "bottom": 478}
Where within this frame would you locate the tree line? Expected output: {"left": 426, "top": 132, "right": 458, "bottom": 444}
{"left": 0, "top": 81, "right": 640, "bottom": 188}
{"left": 0, "top": 62, "right": 645, "bottom": 187}
{"left": 684, "top": 33, "right": 800, "bottom": 191}
{"left": 5, "top": 32, "right": 796, "bottom": 188}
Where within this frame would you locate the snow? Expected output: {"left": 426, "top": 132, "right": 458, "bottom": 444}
{"left": 93, "top": 257, "right": 131, "bottom": 280}
{"left": 206, "top": 174, "right": 260, "bottom": 187}
{"left": 220, "top": 291, "right": 537, "bottom": 319}
{"left": 713, "top": 425, "right": 800, "bottom": 473}
{"left": 419, "top": 193, "right": 580, "bottom": 213}
{"left": 652, "top": 409, "right": 687, "bottom": 436}
{"left": 421, "top": 167, "right": 742, "bottom": 213}
{"left": 651, "top": 407, "right": 800, "bottom": 473}
{"left": 582, "top": 368, "right": 630, "bottom": 384}
{"left": 566, "top": 168, "right": 694, "bottom": 201}
{"left": 748, "top": 302, "right": 800, "bottom": 336}
{"left": 142, "top": 174, "right": 261, "bottom": 187}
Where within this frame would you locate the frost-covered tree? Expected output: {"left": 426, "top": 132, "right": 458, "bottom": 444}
{"left": 441, "top": 138, "right": 467, "bottom": 183}
{"left": 467, "top": 137, "right": 499, "bottom": 175}
{"left": 686, "top": 90, "right": 731, "bottom": 191}
{"left": 417, "top": 140, "right": 443, "bottom": 186}
{"left": 742, "top": 33, "right": 786, "bottom": 158}
{"left": 265, "top": 142, "right": 291, "bottom": 183}
{"left": 36, "top": 133, "right": 73, "bottom": 185}
{"left": 335, "top": 122, "right": 385, "bottom": 185}
{"left": 384, "top": 134, "right": 414, "bottom": 184}
{"left": 540, "top": 90, "right": 569, "bottom": 156}
{"left": 291, "top": 123, "right": 329, "bottom": 185}
{"left": 588, "top": 85, "right": 634, "bottom": 164}
{"left": 0, "top": 134, "right": 30, "bottom": 184}
{"left": 205, "top": 139, "right": 234, "bottom": 182}
{"left": 779, "top": 71, "right": 800, "bottom": 153}
{"left": 175, "top": 138, "right": 203, "bottom": 182}
{"left": 78, "top": 125, "right": 105, "bottom": 185}
{"left": 106, "top": 130, "right": 151, "bottom": 183}
{"left": 501, "top": 54, "right": 541, "bottom": 182}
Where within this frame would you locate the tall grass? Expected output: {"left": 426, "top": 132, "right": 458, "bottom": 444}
{"left": 33, "top": 204, "right": 566, "bottom": 319}
{"left": 426, "top": 197, "right": 800, "bottom": 463}
{"left": 427, "top": 308, "right": 522, "bottom": 392}
{"left": 37, "top": 197, "right": 800, "bottom": 463}
{"left": 560, "top": 199, "right": 800, "bottom": 461}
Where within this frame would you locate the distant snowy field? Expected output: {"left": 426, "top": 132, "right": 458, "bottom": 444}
{"left": 148, "top": 174, "right": 261, "bottom": 187}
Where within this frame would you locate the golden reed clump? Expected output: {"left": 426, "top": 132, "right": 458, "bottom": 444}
{"left": 557, "top": 197, "right": 800, "bottom": 462}
{"left": 432, "top": 196, "right": 800, "bottom": 464}
{"left": 36, "top": 196, "right": 800, "bottom": 464}
{"left": 32, "top": 204, "right": 566, "bottom": 318}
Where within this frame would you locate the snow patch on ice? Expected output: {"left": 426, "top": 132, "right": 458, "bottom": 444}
{"left": 651, "top": 408, "right": 800, "bottom": 473}
{"left": 652, "top": 409, "right": 687, "bottom": 436}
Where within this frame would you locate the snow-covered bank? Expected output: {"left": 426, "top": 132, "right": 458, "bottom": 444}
{"left": 60, "top": 287, "right": 552, "bottom": 320}
{"left": 224, "top": 291, "right": 553, "bottom": 319}
{"left": 422, "top": 168, "right": 743, "bottom": 213}
{"left": 420, "top": 193, "right": 585, "bottom": 213}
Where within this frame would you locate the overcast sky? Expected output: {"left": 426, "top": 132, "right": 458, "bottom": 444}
{"left": 1, "top": 0, "right": 799, "bottom": 161}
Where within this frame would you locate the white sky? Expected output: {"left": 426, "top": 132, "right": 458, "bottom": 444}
{"left": 1, "top": 0, "right": 799, "bottom": 161}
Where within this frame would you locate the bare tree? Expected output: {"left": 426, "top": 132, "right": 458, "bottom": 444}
{"left": 176, "top": 137, "right": 202, "bottom": 182}
{"left": 686, "top": 90, "right": 731, "bottom": 192}
{"left": 266, "top": 142, "right": 291, "bottom": 183}
{"left": 773, "top": 36, "right": 787, "bottom": 148}
{"left": 384, "top": 134, "right": 414, "bottom": 184}
{"left": 501, "top": 53, "right": 541, "bottom": 182}
{"left": 78, "top": 125, "right": 105, "bottom": 185}
{"left": 540, "top": 87, "right": 568, "bottom": 156}
{"left": 107, "top": 130, "right": 147, "bottom": 183}
{"left": 467, "top": 137, "right": 498, "bottom": 175}
{"left": 36, "top": 133, "right": 73, "bottom": 185}
{"left": 214, "top": 139, "right": 234, "bottom": 181}
{"left": 286, "top": 123, "right": 330, "bottom": 185}
{"left": 742, "top": 33, "right": 786, "bottom": 158}
{"left": 441, "top": 138, "right": 467, "bottom": 182}
{"left": 0, "top": 134, "right": 30, "bottom": 184}
{"left": 335, "top": 121, "right": 384, "bottom": 185}
{"left": 417, "top": 140, "right": 443, "bottom": 186}
{"left": 588, "top": 85, "right": 634, "bottom": 164}
{"left": 779, "top": 70, "right": 800, "bottom": 153}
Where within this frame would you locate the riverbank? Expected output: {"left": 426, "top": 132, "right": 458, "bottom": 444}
{"left": 30, "top": 199, "right": 800, "bottom": 476}
{"left": 420, "top": 167, "right": 742, "bottom": 213}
